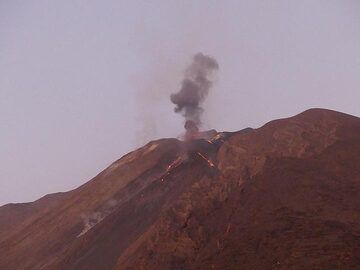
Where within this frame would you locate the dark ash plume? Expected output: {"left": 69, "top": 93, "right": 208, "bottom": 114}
{"left": 170, "top": 53, "right": 219, "bottom": 134}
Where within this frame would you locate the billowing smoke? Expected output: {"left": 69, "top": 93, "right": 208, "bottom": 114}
{"left": 170, "top": 53, "right": 219, "bottom": 138}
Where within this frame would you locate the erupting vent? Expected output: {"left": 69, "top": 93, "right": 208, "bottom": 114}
{"left": 170, "top": 53, "right": 219, "bottom": 141}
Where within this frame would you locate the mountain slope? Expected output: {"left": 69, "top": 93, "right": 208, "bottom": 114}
{"left": 0, "top": 108, "right": 359, "bottom": 270}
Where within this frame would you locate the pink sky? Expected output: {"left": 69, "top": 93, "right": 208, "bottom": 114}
{"left": 1, "top": 0, "right": 360, "bottom": 205}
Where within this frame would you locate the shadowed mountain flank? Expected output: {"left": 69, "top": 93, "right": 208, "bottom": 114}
{"left": 1, "top": 108, "right": 360, "bottom": 270}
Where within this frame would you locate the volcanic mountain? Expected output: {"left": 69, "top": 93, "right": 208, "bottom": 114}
{"left": 1, "top": 108, "right": 360, "bottom": 270}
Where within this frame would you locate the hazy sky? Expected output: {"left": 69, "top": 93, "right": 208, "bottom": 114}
{"left": 1, "top": 0, "right": 360, "bottom": 206}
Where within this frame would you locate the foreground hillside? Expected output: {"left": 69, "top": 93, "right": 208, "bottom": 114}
{"left": 0, "top": 108, "right": 359, "bottom": 269}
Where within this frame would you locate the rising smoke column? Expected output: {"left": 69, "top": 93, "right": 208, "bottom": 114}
{"left": 170, "top": 53, "right": 219, "bottom": 137}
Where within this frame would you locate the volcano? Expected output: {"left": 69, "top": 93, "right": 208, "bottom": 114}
{"left": 1, "top": 108, "right": 360, "bottom": 270}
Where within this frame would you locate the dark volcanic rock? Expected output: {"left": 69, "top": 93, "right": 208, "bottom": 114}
{"left": 0, "top": 108, "right": 359, "bottom": 270}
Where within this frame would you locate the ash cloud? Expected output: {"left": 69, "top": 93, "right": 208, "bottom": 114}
{"left": 170, "top": 53, "right": 219, "bottom": 129}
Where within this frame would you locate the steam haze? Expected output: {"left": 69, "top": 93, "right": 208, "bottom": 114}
{"left": 1, "top": 1, "right": 360, "bottom": 205}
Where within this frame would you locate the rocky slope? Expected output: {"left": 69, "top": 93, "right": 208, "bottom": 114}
{"left": 0, "top": 108, "right": 359, "bottom": 269}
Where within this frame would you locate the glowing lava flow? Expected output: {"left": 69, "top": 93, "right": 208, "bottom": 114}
{"left": 160, "top": 151, "right": 215, "bottom": 182}
{"left": 206, "top": 133, "right": 225, "bottom": 145}
{"left": 196, "top": 152, "right": 215, "bottom": 167}
{"left": 160, "top": 156, "right": 183, "bottom": 181}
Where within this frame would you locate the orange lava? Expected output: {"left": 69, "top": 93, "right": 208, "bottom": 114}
{"left": 160, "top": 156, "right": 183, "bottom": 181}
{"left": 196, "top": 152, "right": 215, "bottom": 167}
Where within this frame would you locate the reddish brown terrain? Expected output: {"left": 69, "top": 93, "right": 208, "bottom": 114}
{"left": 0, "top": 108, "right": 360, "bottom": 270}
